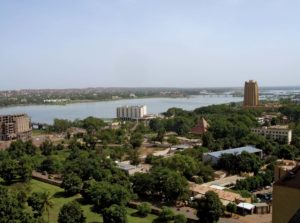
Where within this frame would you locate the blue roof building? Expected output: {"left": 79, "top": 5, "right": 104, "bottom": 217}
{"left": 203, "top": 146, "right": 262, "bottom": 165}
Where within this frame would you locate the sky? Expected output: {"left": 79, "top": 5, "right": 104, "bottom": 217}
{"left": 0, "top": 0, "right": 299, "bottom": 90}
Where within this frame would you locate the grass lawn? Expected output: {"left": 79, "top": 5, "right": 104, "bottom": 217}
{"left": 29, "top": 179, "right": 157, "bottom": 223}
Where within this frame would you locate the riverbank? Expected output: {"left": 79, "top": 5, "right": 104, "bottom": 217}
{"left": 0, "top": 95, "right": 243, "bottom": 124}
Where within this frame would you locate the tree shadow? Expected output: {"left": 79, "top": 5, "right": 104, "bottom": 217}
{"left": 52, "top": 191, "right": 66, "bottom": 198}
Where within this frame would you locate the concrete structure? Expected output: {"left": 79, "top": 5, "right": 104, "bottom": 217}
{"left": 116, "top": 161, "right": 151, "bottom": 175}
{"left": 272, "top": 166, "right": 300, "bottom": 223}
{"left": 243, "top": 80, "right": 259, "bottom": 107}
{"left": 190, "top": 118, "right": 209, "bottom": 135}
{"left": 202, "top": 146, "right": 262, "bottom": 165}
{"left": 274, "top": 159, "right": 298, "bottom": 181}
{"left": 237, "top": 203, "right": 255, "bottom": 215}
{"left": 116, "top": 105, "right": 147, "bottom": 120}
{"left": 253, "top": 203, "right": 271, "bottom": 214}
{"left": 203, "top": 175, "right": 245, "bottom": 188}
{"left": 189, "top": 182, "right": 246, "bottom": 206}
{"left": 251, "top": 125, "right": 292, "bottom": 144}
{"left": 170, "top": 144, "right": 191, "bottom": 151}
{"left": 0, "top": 114, "right": 32, "bottom": 140}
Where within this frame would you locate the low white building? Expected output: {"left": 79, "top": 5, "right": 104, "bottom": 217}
{"left": 116, "top": 105, "right": 147, "bottom": 120}
{"left": 251, "top": 125, "right": 292, "bottom": 144}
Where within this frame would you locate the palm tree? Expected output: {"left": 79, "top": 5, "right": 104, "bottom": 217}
{"left": 40, "top": 191, "right": 54, "bottom": 223}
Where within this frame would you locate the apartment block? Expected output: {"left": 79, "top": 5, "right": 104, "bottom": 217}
{"left": 0, "top": 114, "right": 32, "bottom": 140}
{"left": 251, "top": 125, "right": 292, "bottom": 144}
{"left": 116, "top": 105, "right": 147, "bottom": 120}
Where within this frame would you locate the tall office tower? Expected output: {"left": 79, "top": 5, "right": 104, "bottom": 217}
{"left": 243, "top": 80, "right": 259, "bottom": 107}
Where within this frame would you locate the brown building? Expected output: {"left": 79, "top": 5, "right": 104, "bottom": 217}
{"left": 274, "top": 159, "right": 298, "bottom": 181}
{"left": 0, "top": 114, "right": 32, "bottom": 141}
{"left": 191, "top": 118, "right": 209, "bottom": 135}
{"left": 272, "top": 165, "right": 300, "bottom": 223}
{"left": 243, "top": 80, "right": 259, "bottom": 107}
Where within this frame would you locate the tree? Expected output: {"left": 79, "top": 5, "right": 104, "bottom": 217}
{"left": 277, "top": 146, "right": 295, "bottom": 160}
{"left": 226, "top": 202, "right": 237, "bottom": 217}
{"left": 40, "top": 141, "right": 55, "bottom": 156}
{"left": 174, "top": 214, "right": 187, "bottom": 223}
{"left": 8, "top": 140, "right": 36, "bottom": 158}
{"left": 102, "top": 205, "right": 127, "bottom": 223}
{"left": 167, "top": 135, "right": 179, "bottom": 145}
{"left": 156, "top": 128, "right": 166, "bottom": 143}
{"left": 130, "top": 132, "right": 143, "bottom": 148}
{"left": 137, "top": 202, "right": 151, "bottom": 217}
{"left": 52, "top": 119, "right": 72, "bottom": 132}
{"left": 58, "top": 201, "right": 85, "bottom": 223}
{"left": 156, "top": 206, "right": 174, "bottom": 222}
{"left": 0, "top": 158, "right": 19, "bottom": 184}
{"left": 128, "top": 149, "right": 140, "bottom": 165}
{"left": 153, "top": 154, "right": 200, "bottom": 179}
{"left": 28, "top": 192, "right": 53, "bottom": 222}
{"left": 151, "top": 167, "right": 189, "bottom": 202}
{"left": 202, "top": 132, "right": 214, "bottom": 148}
{"left": 39, "top": 157, "right": 62, "bottom": 174}
{"left": 84, "top": 181, "right": 132, "bottom": 212}
{"left": 18, "top": 156, "right": 34, "bottom": 182}
{"left": 131, "top": 173, "right": 154, "bottom": 198}
{"left": 0, "top": 186, "right": 35, "bottom": 223}
{"left": 82, "top": 116, "right": 105, "bottom": 133}
{"left": 197, "top": 191, "right": 224, "bottom": 223}
{"left": 62, "top": 173, "right": 83, "bottom": 196}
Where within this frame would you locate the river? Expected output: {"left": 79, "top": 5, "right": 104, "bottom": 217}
{"left": 0, "top": 95, "right": 243, "bottom": 124}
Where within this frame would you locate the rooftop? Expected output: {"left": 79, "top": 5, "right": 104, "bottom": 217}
{"left": 275, "top": 166, "right": 300, "bottom": 189}
{"left": 189, "top": 182, "right": 244, "bottom": 204}
{"left": 237, "top": 203, "right": 255, "bottom": 210}
{"left": 116, "top": 162, "right": 137, "bottom": 171}
{"left": 204, "top": 146, "right": 262, "bottom": 159}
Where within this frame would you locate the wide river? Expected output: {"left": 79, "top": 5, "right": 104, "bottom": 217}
{"left": 0, "top": 95, "right": 242, "bottom": 124}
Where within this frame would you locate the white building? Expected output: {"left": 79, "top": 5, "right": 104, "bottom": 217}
{"left": 251, "top": 125, "right": 292, "bottom": 144}
{"left": 116, "top": 105, "right": 147, "bottom": 120}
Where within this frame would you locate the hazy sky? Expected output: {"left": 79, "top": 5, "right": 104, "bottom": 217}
{"left": 0, "top": 0, "right": 299, "bottom": 90}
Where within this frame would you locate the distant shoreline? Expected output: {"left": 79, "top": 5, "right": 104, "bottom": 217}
{"left": 0, "top": 95, "right": 192, "bottom": 109}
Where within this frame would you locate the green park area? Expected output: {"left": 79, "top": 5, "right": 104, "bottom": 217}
{"left": 19, "top": 179, "right": 157, "bottom": 223}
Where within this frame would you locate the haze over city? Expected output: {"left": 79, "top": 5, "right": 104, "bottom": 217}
{"left": 1, "top": 0, "right": 300, "bottom": 90}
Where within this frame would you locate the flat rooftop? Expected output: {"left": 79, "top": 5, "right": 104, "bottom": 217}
{"left": 275, "top": 166, "right": 300, "bottom": 189}
{"left": 204, "top": 146, "right": 262, "bottom": 159}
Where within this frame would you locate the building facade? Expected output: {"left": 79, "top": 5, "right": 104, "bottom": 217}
{"left": 272, "top": 166, "right": 300, "bottom": 223}
{"left": 116, "top": 105, "right": 147, "bottom": 120}
{"left": 251, "top": 125, "right": 292, "bottom": 144}
{"left": 244, "top": 80, "right": 259, "bottom": 107}
{"left": 0, "top": 114, "right": 32, "bottom": 140}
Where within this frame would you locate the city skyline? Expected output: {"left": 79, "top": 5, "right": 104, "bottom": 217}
{"left": 1, "top": 0, "right": 300, "bottom": 90}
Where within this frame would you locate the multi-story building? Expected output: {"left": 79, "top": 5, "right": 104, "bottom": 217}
{"left": 251, "top": 125, "right": 292, "bottom": 144}
{"left": 116, "top": 105, "right": 147, "bottom": 120}
{"left": 272, "top": 165, "right": 300, "bottom": 223}
{"left": 243, "top": 80, "right": 259, "bottom": 107}
{"left": 274, "top": 159, "right": 298, "bottom": 182}
{"left": 0, "top": 114, "right": 32, "bottom": 140}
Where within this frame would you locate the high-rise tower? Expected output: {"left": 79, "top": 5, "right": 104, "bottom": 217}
{"left": 243, "top": 80, "right": 259, "bottom": 107}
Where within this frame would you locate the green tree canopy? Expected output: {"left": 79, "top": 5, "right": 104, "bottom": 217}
{"left": 196, "top": 191, "right": 224, "bottom": 223}
{"left": 58, "top": 201, "right": 86, "bottom": 223}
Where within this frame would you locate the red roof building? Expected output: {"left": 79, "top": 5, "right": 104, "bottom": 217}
{"left": 191, "top": 118, "right": 209, "bottom": 135}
